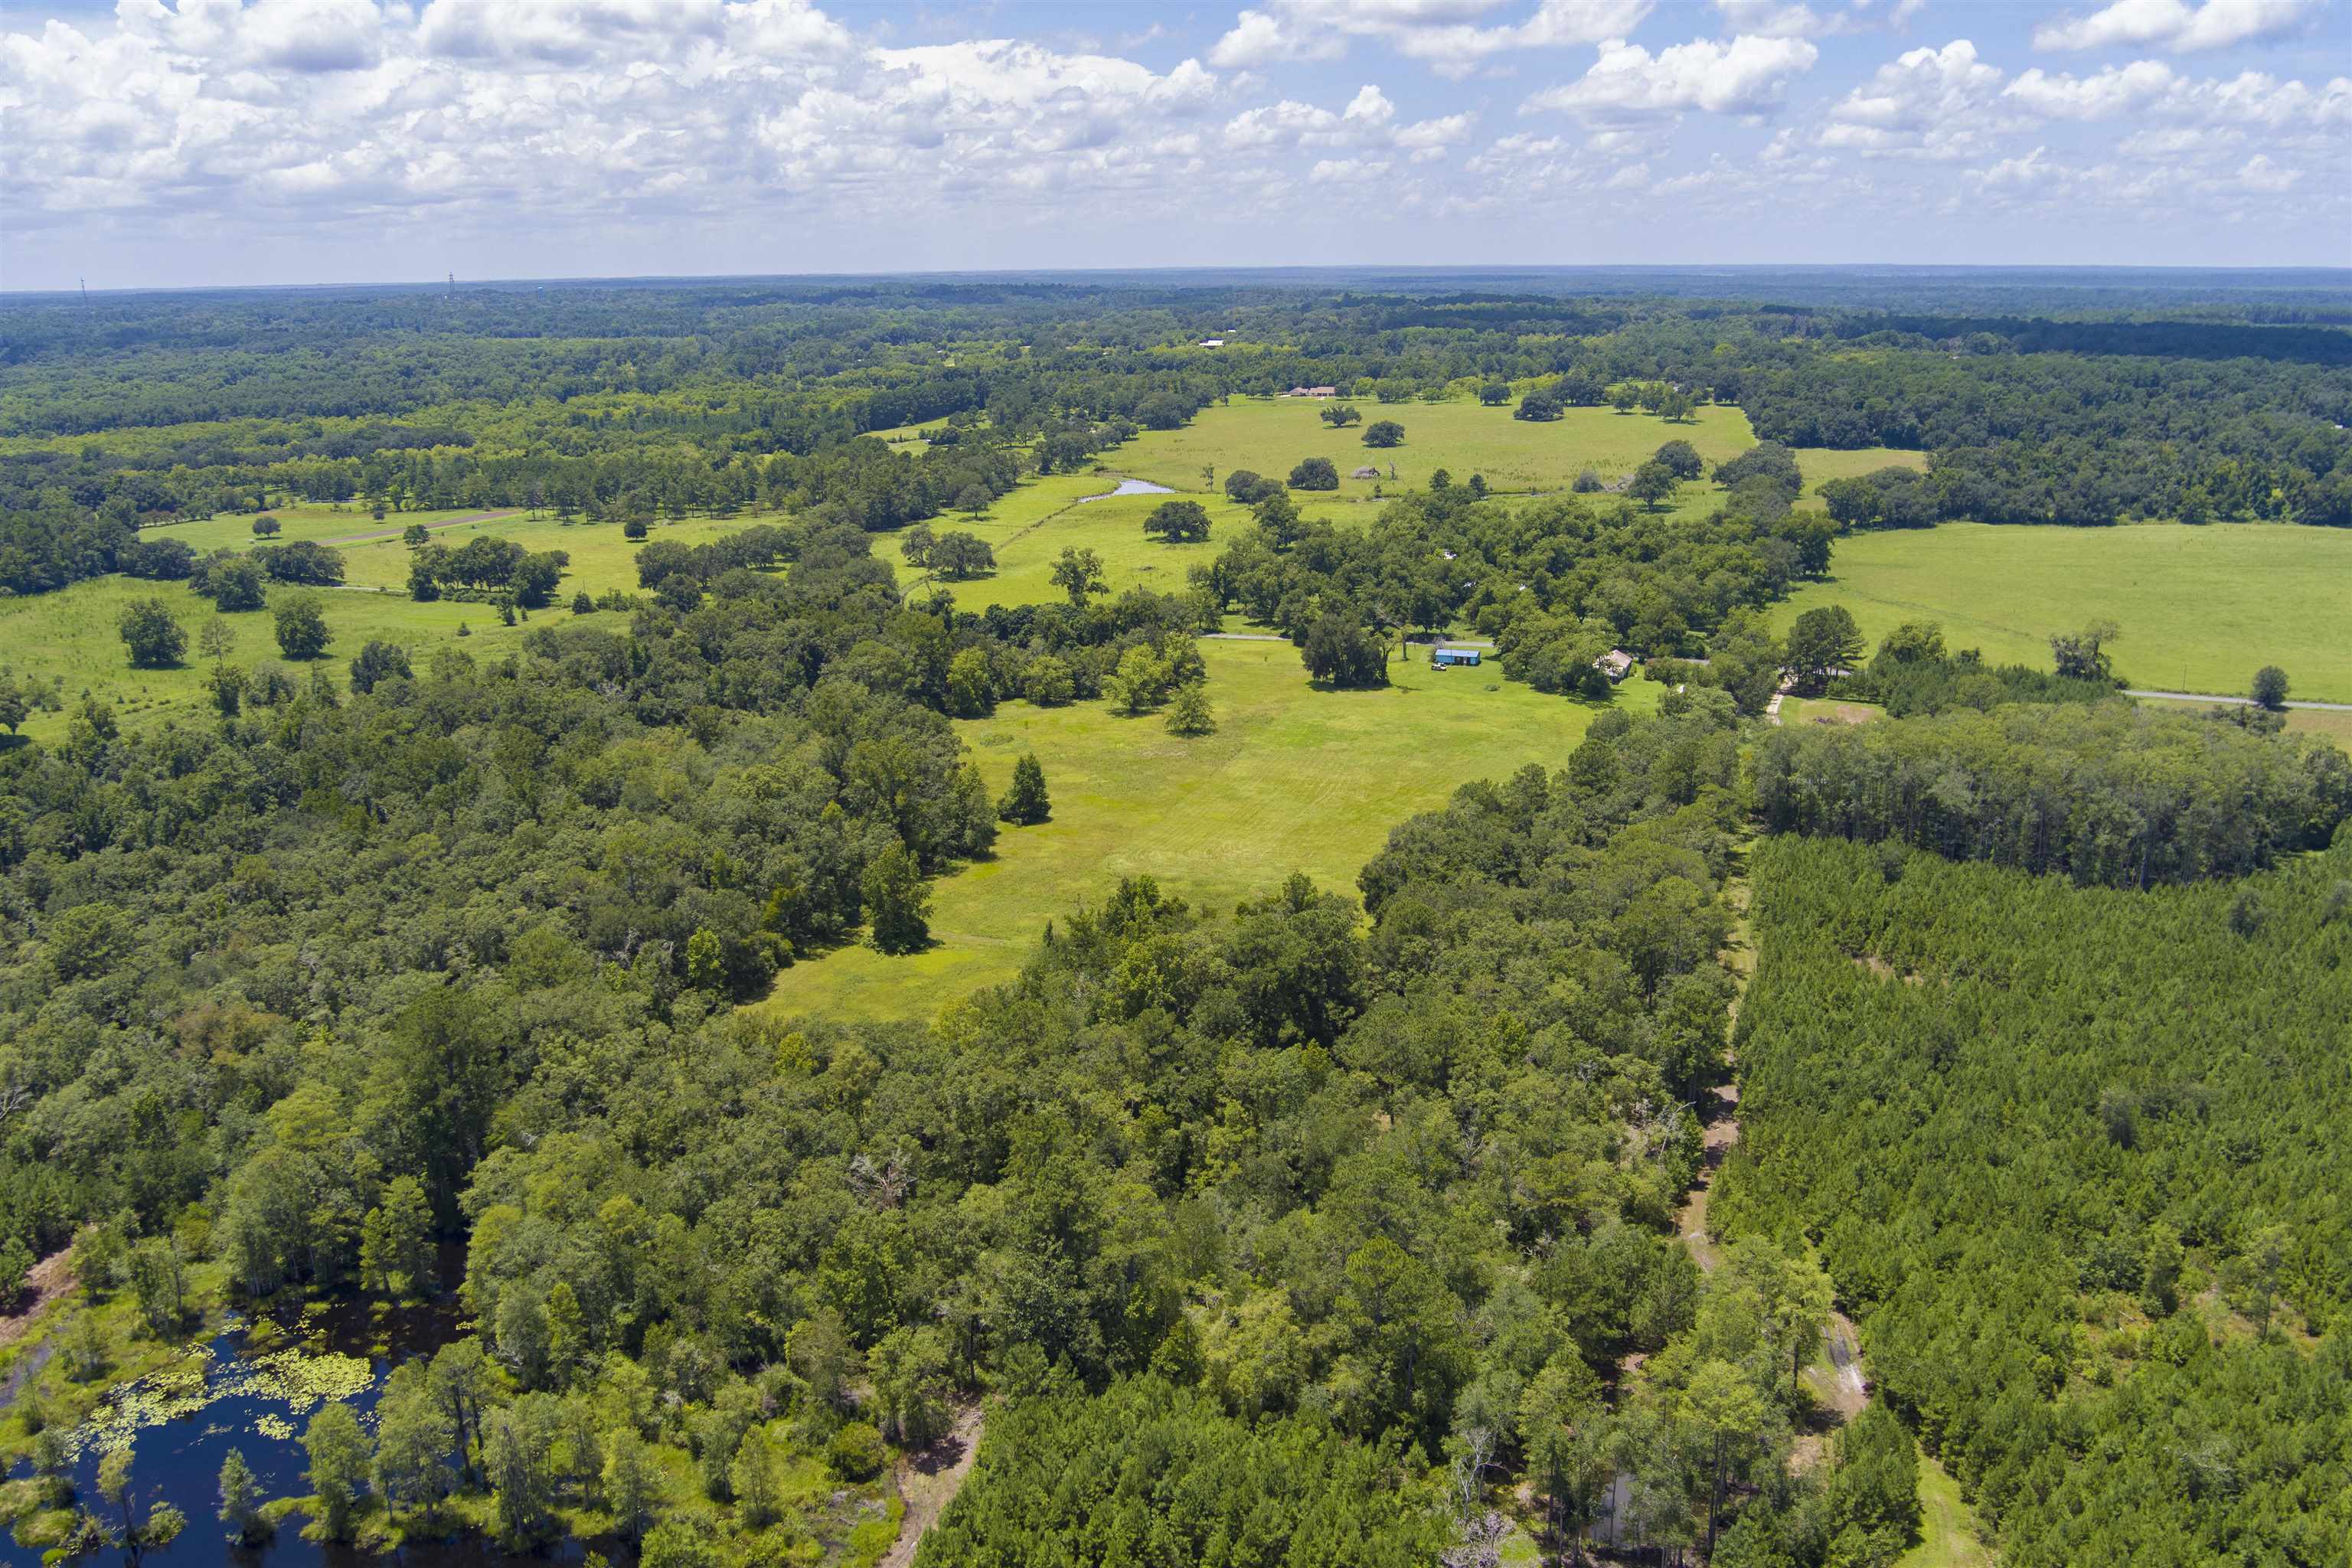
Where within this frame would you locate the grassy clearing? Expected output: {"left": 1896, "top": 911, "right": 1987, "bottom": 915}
{"left": 0, "top": 511, "right": 779, "bottom": 741}
{"left": 1779, "top": 697, "right": 1883, "bottom": 727}
{"left": 1790, "top": 446, "right": 1928, "bottom": 485}
{"left": 160, "top": 504, "right": 778, "bottom": 598}
{"left": 1111, "top": 396, "right": 1758, "bottom": 498}
{"left": 1897, "top": 1455, "right": 1995, "bottom": 1568}
{"left": 898, "top": 401, "right": 1751, "bottom": 612}
{"left": 760, "top": 638, "right": 1661, "bottom": 1023}
{"left": 902, "top": 481, "right": 1249, "bottom": 610}
{"left": 1774, "top": 522, "right": 2352, "bottom": 702}
{"left": 2134, "top": 695, "right": 2352, "bottom": 750}
{"left": 0, "top": 573, "right": 535, "bottom": 742}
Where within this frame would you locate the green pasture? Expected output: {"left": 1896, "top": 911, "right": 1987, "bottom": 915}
{"left": 0, "top": 509, "right": 788, "bottom": 740}
{"left": 760, "top": 637, "right": 1661, "bottom": 1023}
{"left": 1774, "top": 522, "right": 2352, "bottom": 702}
{"left": 1789, "top": 446, "right": 1928, "bottom": 485}
{"left": 1110, "top": 396, "right": 1757, "bottom": 498}
{"left": 899, "top": 398, "right": 1774, "bottom": 613}
{"left": 162, "top": 504, "right": 779, "bottom": 598}
{"left": 902, "top": 481, "right": 1250, "bottom": 609}
{"left": 157, "top": 501, "right": 495, "bottom": 552}
{"left": 2135, "top": 695, "right": 2352, "bottom": 750}
{"left": 0, "top": 573, "right": 542, "bottom": 742}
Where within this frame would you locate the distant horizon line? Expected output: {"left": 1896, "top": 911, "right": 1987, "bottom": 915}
{"left": 5, "top": 260, "right": 2350, "bottom": 302}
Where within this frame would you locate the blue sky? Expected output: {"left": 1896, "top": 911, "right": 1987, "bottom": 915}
{"left": 2, "top": 0, "right": 2345, "bottom": 290}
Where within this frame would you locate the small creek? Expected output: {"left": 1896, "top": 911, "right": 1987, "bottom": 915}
{"left": 12, "top": 1245, "right": 602, "bottom": 1566}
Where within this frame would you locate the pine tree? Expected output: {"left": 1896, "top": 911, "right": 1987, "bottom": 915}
{"left": 604, "top": 1429, "right": 658, "bottom": 1543}
{"left": 731, "top": 1429, "right": 781, "bottom": 1527}
{"left": 998, "top": 753, "right": 1050, "bottom": 825}
{"left": 218, "top": 1449, "right": 266, "bottom": 1544}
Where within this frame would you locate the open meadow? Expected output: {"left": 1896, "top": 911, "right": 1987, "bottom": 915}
{"left": 1772, "top": 521, "right": 2352, "bottom": 702}
{"left": 0, "top": 572, "right": 535, "bottom": 743}
{"left": 1113, "top": 394, "right": 1758, "bottom": 496}
{"left": 760, "top": 636, "right": 1663, "bottom": 1022}
{"left": 0, "top": 506, "right": 781, "bottom": 740}
{"left": 897, "top": 397, "right": 1801, "bottom": 609}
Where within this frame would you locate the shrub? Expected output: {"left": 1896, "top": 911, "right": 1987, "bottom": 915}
{"left": 826, "top": 1421, "right": 887, "bottom": 1481}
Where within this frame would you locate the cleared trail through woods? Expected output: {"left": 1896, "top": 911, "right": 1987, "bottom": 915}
{"left": 1686, "top": 874, "right": 1867, "bottom": 1423}
{"left": 880, "top": 1402, "right": 987, "bottom": 1568}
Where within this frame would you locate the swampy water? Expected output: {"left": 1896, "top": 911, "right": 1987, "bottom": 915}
{"left": 11, "top": 1246, "right": 601, "bottom": 1566}
{"left": 1076, "top": 478, "right": 1174, "bottom": 501}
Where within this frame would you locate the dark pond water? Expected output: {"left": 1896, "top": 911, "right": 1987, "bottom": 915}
{"left": 9, "top": 1247, "right": 610, "bottom": 1567}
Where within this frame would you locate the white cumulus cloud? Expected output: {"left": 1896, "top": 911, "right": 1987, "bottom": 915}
{"left": 2033, "top": 0, "right": 2318, "bottom": 54}
{"left": 1525, "top": 33, "right": 1820, "bottom": 118}
{"left": 1211, "top": 0, "right": 1651, "bottom": 75}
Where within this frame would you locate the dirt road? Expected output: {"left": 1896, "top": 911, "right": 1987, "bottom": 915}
{"left": 879, "top": 1402, "right": 986, "bottom": 1568}
{"left": 326, "top": 508, "right": 521, "bottom": 544}
{"left": 0, "top": 1248, "right": 74, "bottom": 1352}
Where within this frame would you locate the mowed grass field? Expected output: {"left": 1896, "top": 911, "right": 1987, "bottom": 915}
{"left": 1774, "top": 522, "right": 2352, "bottom": 702}
{"left": 760, "top": 637, "right": 1663, "bottom": 1022}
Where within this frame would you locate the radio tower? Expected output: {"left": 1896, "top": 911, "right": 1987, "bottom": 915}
{"left": 448, "top": 270, "right": 456, "bottom": 297}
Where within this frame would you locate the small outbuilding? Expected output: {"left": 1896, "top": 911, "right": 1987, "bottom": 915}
{"left": 1596, "top": 648, "right": 1635, "bottom": 683}
{"left": 1197, "top": 338, "right": 1225, "bottom": 348}
{"left": 1350, "top": 465, "right": 1380, "bottom": 479}
{"left": 1431, "top": 646, "right": 1483, "bottom": 668}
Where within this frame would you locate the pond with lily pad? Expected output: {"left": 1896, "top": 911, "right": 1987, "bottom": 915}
{"left": 6, "top": 1248, "right": 599, "bottom": 1565}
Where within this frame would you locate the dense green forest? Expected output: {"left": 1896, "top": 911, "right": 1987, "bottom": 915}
{"left": 1717, "top": 835, "right": 2352, "bottom": 1567}
{"left": 2, "top": 274, "right": 2348, "bottom": 1565}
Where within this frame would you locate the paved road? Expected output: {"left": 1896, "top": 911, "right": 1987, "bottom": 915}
{"left": 2128, "top": 689, "right": 2352, "bottom": 713}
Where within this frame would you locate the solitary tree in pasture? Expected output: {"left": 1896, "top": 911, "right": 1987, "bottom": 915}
{"left": 862, "top": 843, "right": 932, "bottom": 953}
{"left": 273, "top": 595, "right": 333, "bottom": 660}
{"left": 1144, "top": 499, "right": 1212, "bottom": 543}
{"left": 1165, "top": 681, "right": 1214, "bottom": 736}
{"left": 1628, "top": 460, "right": 1677, "bottom": 511}
{"left": 117, "top": 599, "right": 188, "bottom": 668}
{"left": 1050, "top": 547, "right": 1106, "bottom": 607}
{"left": 998, "top": 753, "right": 1050, "bottom": 824}
{"left": 1289, "top": 456, "right": 1339, "bottom": 491}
